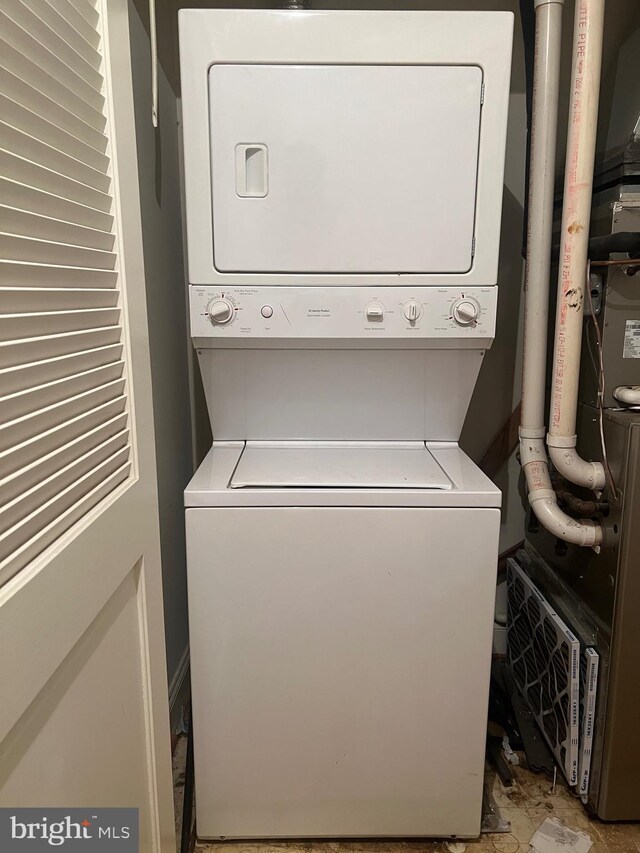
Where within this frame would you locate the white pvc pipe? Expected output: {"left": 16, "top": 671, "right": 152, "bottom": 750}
{"left": 547, "top": 0, "right": 605, "bottom": 490}
{"left": 613, "top": 386, "right": 640, "bottom": 406}
{"left": 521, "top": 448, "right": 601, "bottom": 546}
{"left": 521, "top": 0, "right": 563, "bottom": 435}
{"left": 519, "top": 0, "right": 603, "bottom": 548}
{"left": 149, "top": 0, "right": 158, "bottom": 127}
{"left": 547, "top": 443, "right": 604, "bottom": 488}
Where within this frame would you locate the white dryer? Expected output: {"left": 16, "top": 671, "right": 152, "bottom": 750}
{"left": 179, "top": 7, "right": 512, "bottom": 842}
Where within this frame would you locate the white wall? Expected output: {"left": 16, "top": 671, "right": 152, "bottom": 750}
{"left": 128, "top": 0, "right": 193, "bottom": 697}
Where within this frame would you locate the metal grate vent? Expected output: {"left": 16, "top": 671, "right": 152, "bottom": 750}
{"left": 506, "top": 559, "right": 580, "bottom": 784}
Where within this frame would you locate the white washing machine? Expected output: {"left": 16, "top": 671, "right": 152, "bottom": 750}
{"left": 179, "top": 7, "right": 513, "bottom": 841}
{"left": 186, "top": 442, "right": 500, "bottom": 839}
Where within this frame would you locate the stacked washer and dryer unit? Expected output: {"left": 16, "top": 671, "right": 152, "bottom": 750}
{"left": 180, "top": 9, "right": 513, "bottom": 842}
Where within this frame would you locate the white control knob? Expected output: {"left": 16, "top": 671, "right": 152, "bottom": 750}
{"left": 403, "top": 299, "right": 422, "bottom": 323}
{"left": 366, "top": 301, "right": 384, "bottom": 322}
{"left": 452, "top": 298, "right": 480, "bottom": 326}
{"left": 207, "top": 298, "right": 234, "bottom": 325}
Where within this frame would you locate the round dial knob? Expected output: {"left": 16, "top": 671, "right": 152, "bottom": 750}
{"left": 365, "top": 301, "right": 385, "bottom": 322}
{"left": 452, "top": 298, "right": 480, "bottom": 326}
{"left": 207, "top": 298, "right": 234, "bottom": 325}
{"left": 402, "top": 299, "right": 422, "bottom": 323}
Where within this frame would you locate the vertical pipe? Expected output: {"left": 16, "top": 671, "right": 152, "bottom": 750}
{"left": 521, "top": 0, "right": 563, "bottom": 435}
{"left": 519, "top": 0, "right": 602, "bottom": 547}
{"left": 149, "top": 0, "right": 158, "bottom": 127}
{"left": 546, "top": 0, "right": 605, "bottom": 489}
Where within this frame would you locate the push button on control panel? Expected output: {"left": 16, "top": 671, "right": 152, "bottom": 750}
{"left": 365, "top": 302, "right": 385, "bottom": 322}
{"left": 261, "top": 305, "right": 274, "bottom": 318}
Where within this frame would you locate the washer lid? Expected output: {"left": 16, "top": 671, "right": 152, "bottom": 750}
{"left": 230, "top": 442, "right": 452, "bottom": 490}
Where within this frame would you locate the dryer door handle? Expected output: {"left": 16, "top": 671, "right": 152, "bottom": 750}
{"left": 235, "top": 144, "right": 268, "bottom": 198}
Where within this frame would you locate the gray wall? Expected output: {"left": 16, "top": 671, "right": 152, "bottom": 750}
{"left": 128, "top": 0, "right": 193, "bottom": 695}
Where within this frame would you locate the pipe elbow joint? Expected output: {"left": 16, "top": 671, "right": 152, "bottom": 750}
{"left": 547, "top": 437, "right": 606, "bottom": 490}
{"left": 522, "top": 458, "right": 603, "bottom": 548}
{"left": 528, "top": 490, "right": 603, "bottom": 547}
{"left": 613, "top": 386, "right": 640, "bottom": 406}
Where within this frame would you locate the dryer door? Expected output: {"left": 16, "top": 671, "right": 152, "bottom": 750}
{"left": 209, "top": 64, "right": 483, "bottom": 274}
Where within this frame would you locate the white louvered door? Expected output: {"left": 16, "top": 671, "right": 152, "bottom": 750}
{"left": 0, "top": 0, "right": 175, "bottom": 848}
{"left": 0, "top": 0, "right": 128, "bottom": 581}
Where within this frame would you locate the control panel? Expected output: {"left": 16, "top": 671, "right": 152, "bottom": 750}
{"left": 190, "top": 286, "right": 497, "bottom": 341}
